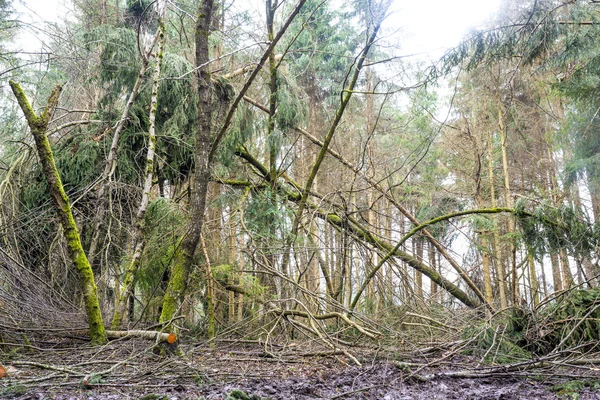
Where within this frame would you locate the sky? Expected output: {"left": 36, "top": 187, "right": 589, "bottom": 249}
{"left": 12, "top": 0, "right": 503, "bottom": 56}
{"left": 389, "top": 0, "right": 502, "bottom": 58}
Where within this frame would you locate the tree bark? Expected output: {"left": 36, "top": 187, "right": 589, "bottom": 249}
{"left": 112, "top": 2, "right": 166, "bottom": 328}
{"left": 488, "top": 129, "right": 508, "bottom": 308}
{"left": 498, "top": 105, "right": 518, "bottom": 304}
{"left": 87, "top": 29, "right": 161, "bottom": 268}
{"left": 9, "top": 81, "right": 107, "bottom": 345}
{"left": 160, "top": 0, "right": 216, "bottom": 325}
{"left": 160, "top": 0, "right": 308, "bottom": 325}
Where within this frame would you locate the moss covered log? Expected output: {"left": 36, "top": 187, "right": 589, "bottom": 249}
{"left": 9, "top": 81, "right": 107, "bottom": 345}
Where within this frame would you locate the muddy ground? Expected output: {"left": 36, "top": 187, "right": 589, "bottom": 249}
{"left": 2, "top": 340, "right": 600, "bottom": 399}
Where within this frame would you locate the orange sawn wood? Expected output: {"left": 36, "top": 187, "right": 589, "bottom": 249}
{"left": 104, "top": 330, "right": 176, "bottom": 343}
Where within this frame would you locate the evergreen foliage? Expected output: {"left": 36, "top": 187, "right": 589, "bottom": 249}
{"left": 515, "top": 199, "right": 597, "bottom": 261}
{"left": 85, "top": 26, "right": 140, "bottom": 95}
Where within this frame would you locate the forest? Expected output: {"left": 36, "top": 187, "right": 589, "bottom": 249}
{"left": 2, "top": 0, "right": 600, "bottom": 398}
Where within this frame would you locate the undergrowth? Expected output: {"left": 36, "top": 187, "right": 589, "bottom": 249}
{"left": 462, "top": 287, "right": 600, "bottom": 363}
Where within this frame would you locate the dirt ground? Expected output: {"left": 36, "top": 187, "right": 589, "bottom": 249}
{"left": 2, "top": 339, "right": 600, "bottom": 399}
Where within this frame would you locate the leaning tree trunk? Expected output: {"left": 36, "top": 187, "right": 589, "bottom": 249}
{"left": 87, "top": 29, "right": 161, "bottom": 268}
{"left": 9, "top": 81, "right": 107, "bottom": 345}
{"left": 112, "top": 1, "right": 166, "bottom": 328}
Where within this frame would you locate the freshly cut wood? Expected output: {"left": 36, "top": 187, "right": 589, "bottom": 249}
{"left": 105, "top": 330, "right": 176, "bottom": 344}
{"left": 0, "top": 365, "right": 5, "bottom": 378}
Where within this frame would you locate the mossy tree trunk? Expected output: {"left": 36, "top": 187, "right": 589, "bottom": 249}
{"left": 159, "top": 0, "right": 216, "bottom": 325}
{"left": 160, "top": 0, "right": 309, "bottom": 326}
{"left": 9, "top": 81, "right": 107, "bottom": 345}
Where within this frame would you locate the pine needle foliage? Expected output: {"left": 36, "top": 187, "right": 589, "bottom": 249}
{"left": 245, "top": 187, "right": 291, "bottom": 242}
{"left": 156, "top": 53, "right": 197, "bottom": 184}
{"left": 84, "top": 26, "right": 140, "bottom": 96}
{"left": 275, "top": 75, "right": 306, "bottom": 132}
{"left": 503, "top": 288, "right": 600, "bottom": 355}
{"left": 436, "top": 0, "right": 593, "bottom": 76}
{"left": 514, "top": 199, "right": 597, "bottom": 261}
{"left": 216, "top": 104, "right": 256, "bottom": 168}
{"left": 539, "top": 288, "right": 600, "bottom": 353}
{"left": 462, "top": 319, "right": 531, "bottom": 364}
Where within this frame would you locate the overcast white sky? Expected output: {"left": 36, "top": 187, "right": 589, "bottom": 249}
{"left": 390, "top": 0, "right": 501, "bottom": 56}
{"left": 13, "top": 0, "right": 502, "bottom": 56}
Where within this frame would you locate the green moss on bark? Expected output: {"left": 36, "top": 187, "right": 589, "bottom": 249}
{"left": 159, "top": 248, "right": 190, "bottom": 326}
{"left": 9, "top": 81, "right": 107, "bottom": 345}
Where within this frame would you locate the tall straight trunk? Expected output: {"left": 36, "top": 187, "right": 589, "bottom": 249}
{"left": 539, "top": 257, "right": 549, "bottom": 298}
{"left": 345, "top": 242, "right": 353, "bottom": 308}
{"left": 265, "top": 0, "right": 283, "bottom": 299}
{"left": 498, "top": 106, "right": 517, "bottom": 304}
{"left": 559, "top": 250, "right": 573, "bottom": 289}
{"left": 528, "top": 253, "right": 539, "bottom": 306}
{"left": 587, "top": 169, "right": 600, "bottom": 223}
{"left": 415, "top": 236, "right": 423, "bottom": 300}
{"left": 488, "top": 129, "right": 508, "bottom": 308}
{"left": 546, "top": 153, "right": 565, "bottom": 292}
{"left": 474, "top": 136, "right": 493, "bottom": 308}
{"left": 366, "top": 191, "right": 377, "bottom": 310}
{"left": 160, "top": 0, "right": 216, "bottom": 325}
{"left": 344, "top": 225, "right": 353, "bottom": 308}
{"left": 10, "top": 82, "right": 107, "bottom": 344}
{"left": 481, "top": 234, "right": 494, "bottom": 307}
{"left": 547, "top": 150, "right": 574, "bottom": 289}
{"left": 428, "top": 242, "right": 437, "bottom": 297}
{"left": 112, "top": 3, "right": 166, "bottom": 328}
{"left": 550, "top": 252, "right": 563, "bottom": 292}
{"left": 200, "top": 235, "right": 216, "bottom": 341}
{"left": 385, "top": 201, "right": 394, "bottom": 306}
{"left": 570, "top": 178, "right": 596, "bottom": 286}
{"left": 237, "top": 251, "right": 245, "bottom": 321}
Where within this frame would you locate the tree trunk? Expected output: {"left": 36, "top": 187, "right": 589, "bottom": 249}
{"left": 498, "top": 105, "right": 517, "bottom": 304}
{"left": 87, "top": 29, "right": 161, "bottom": 269}
{"left": 415, "top": 237, "right": 424, "bottom": 300}
{"left": 528, "top": 253, "right": 539, "bottom": 306}
{"left": 160, "top": 0, "right": 216, "bottom": 325}
{"left": 488, "top": 129, "right": 508, "bottom": 308}
{"left": 9, "top": 82, "right": 107, "bottom": 345}
{"left": 112, "top": 3, "right": 166, "bottom": 328}
{"left": 550, "top": 252, "right": 563, "bottom": 292}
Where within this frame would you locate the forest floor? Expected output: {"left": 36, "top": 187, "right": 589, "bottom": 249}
{"left": 2, "top": 338, "right": 600, "bottom": 399}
